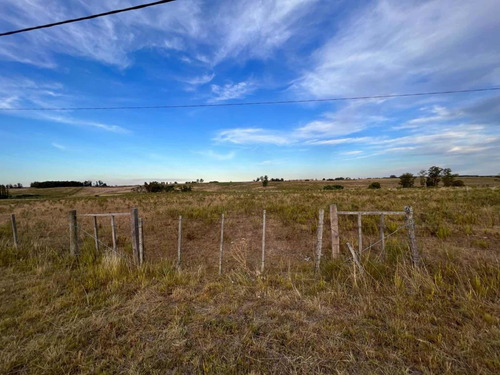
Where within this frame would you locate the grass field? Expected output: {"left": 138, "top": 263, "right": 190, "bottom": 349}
{"left": 0, "top": 178, "right": 499, "bottom": 374}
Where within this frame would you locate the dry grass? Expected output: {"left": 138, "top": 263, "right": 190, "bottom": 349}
{"left": 0, "top": 180, "right": 498, "bottom": 374}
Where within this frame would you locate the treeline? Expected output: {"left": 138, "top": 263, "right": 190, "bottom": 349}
{"left": 0, "top": 185, "right": 9, "bottom": 199}
{"left": 30, "top": 180, "right": 108, "bottom": 188}
{"left": 136, "top": 181, "right": 192, "bottom": 193}
{"left": 399, "top": 166, "right": 465, "bottom": 188}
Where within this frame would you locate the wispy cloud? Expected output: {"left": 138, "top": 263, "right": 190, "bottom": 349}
{"left": 198, "top": 149, "right": 235, "bottom": 161}
{"left": 214, "top": 128, "right": 291, "bottom": 145}
{"left": 210, "top": 81, "right": 256, "bottom": 101}
{"left": 51, "top": 142, "right": 66, "bottom": 150}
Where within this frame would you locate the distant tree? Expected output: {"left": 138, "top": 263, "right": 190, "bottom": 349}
{"left": 368, "top": 182, "right": 381, "bottom": 189}
{"left": 426, "top": 166, "right": 443, "bottom": 187}
{"left": 262, "top": 175, "right": 269, "bottom": 187}
{"left": 399, "top": 173, "right": 416, "bottom": 188}
{"left": 442, "top": 168, "right": 458, "bottom": 187}
{"left": 418, "top": 170, "right": 427, "bottom": 187}
{"left": 200, "top": 178, "right": 204, "bottom": 183}
{"left": 390, "top": 175, "right": 397, "bottom": 178}
{"left": 0, "top": 185, "right": 9, "bottom": 199}
{"left": 83, "top": 180, "right": 92, "bottom": 187}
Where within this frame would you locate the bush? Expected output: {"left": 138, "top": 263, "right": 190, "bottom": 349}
{"left": 368, "top": 182, "right": 381, "bottom": 189}
{"left": 453, "top": 180, "right": 465, "bottom": 187}
{"left": 399, "top": 173, "right": 416, "bottom": 188}
{"left": 323, "top": 185, "right": 344, "bottom": 190}
{"left": 0, "top": 185, "right": 9, "bottom": 199}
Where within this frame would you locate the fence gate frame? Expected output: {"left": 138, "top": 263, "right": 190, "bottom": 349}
{"left": 329, "top": 204, "right": 419, "bottom": 266}
{"left": 69, "top": 207, "right": 143, "bottom": 265}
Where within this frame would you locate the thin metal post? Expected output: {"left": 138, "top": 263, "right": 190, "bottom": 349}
{"left": 379, "top": 214, "right": 385, "bottom": 259}
{"left": 219, "top": 214, "right": 224, "bottom": 275}
{"left": 357, "top": 213, "right": 362, "bottom": 254}
{"left": 93, "top": 216, "right": 99, "bottom": 251}
{"left": 405, "top": 206, "right": 420, "bottom": 266}
{"left": 138, "top": 217, "right": 144, "bottom": 265}
{"left": 11, "top": 214, "right": 18, "bottom": 249}
{"left": 111, "top": 215, "right": 117, "bottom": 252}
{"left": 177, "top": 215, "right": 182, "bottom": 270}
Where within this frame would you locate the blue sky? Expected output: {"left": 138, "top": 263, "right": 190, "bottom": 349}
{"left": 1, "top": 0, "right": 499, "bottom": 185}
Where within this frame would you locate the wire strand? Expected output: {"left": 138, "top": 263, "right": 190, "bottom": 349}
{"left": 0, "top": 0, "right": 176, "bottom": 37}
{"left": 1, "top": 87, "right": 498, "bottom": 111}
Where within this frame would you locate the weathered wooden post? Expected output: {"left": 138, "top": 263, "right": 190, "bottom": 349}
{"left": 379, "top": 214, "right": 385, "bottom": 259}
{"left": 111, "top": 215, "right": 117, "bottom": 253}
{"left": 138, "top": 217, "right": 145, "bottom": 265}
{"left": 130, "top": 208, "right": 140, "bottom": 264}
{"left": 10, "top": 214, "right": 18, "bottom": 249}
{"left": 405, "top": 206, "right": 420, "bottom": 266}
{"left": 330, "top": 204, "right": 339, "bottom": 259}
{"left": 93, "top": 216, "right": 99, "bottom": 251}
{"left": 69, "top": 210, "right": 79, "bottom": 256}
{"left": 357, "top": 213, "right": 363, "bottom": 254}
{"left": 315, "top": 209, "right": 324, "bottom": 273}
{"left": 219, "top": 213, "right": 224, "bottom": 275}
{"left": 177, "top": 215, "right": 182, "bottom": 270}
{"left": 261, "top": 210, "right": 266, "bottom": 273}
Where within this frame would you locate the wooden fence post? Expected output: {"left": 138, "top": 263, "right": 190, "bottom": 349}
{"left": 379, "top": 214, "right": 385, "bottom": 259}
{"left": 93, "top": 216, "right": 100, "bottom": 251}
{"left": 357, "top": 213, "right": 363, "bottom": 254}
{"left": 405, "top": 206, "right": 420, "bottom": 266}
{"left": 261, "top": 210, "right": 266, "bottom": 273}
{"left": 177, "top": 215, "right": 182, "bottom": 270}
{"left": 69, "top": 210, "right": 79, "bottom": 257}
{"left": 315, "top": 209, "right": 324, "bottom": 273}
{"left": 130, "top": 208, "right": 140, "bottom": 264}
{"left": 138, "top": 218, "right": 145, "bottom": 265}
{"left": 111, "top": 215, "right": 117, "bottom": 253}
{"left": 10, "top": 214, "right": 18, "bottom": 249}
{"left": 219, "top": 213, "right": 224, "bottom": 275}
{"left": 330, "top": 204, "right": 339, "bottom": 259}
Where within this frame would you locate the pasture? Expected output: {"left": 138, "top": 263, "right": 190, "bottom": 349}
{"left": 0, "top": 178, "right": 499, "bottom": 374}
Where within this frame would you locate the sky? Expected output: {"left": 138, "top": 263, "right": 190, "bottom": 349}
{"left": 0, "top": 0, "right": 499, "bottom": 185}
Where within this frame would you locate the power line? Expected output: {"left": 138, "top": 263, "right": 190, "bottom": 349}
{"left": 1, "top": 87, "right": 498, "bottom": 112}
{"left": 0, "top": 0, "right": 176, "bottom": 37}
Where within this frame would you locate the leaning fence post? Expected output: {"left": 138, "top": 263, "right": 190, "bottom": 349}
{"left": 261, "top": 210, "right": 266, "bottom": 273}
{"left": 11, "top": 214, "right": 18, "bottom": 249}
{"left": 405, "top": 206, "right": 420, "bottom": 266}
{"left": 177, "top": 215, "right": 182, "bottom": 270}
{"left": 330, "top": 204, "right": 339, "bottom": 259}
{"left": 130, "top": 208, "right": 140, "bottom": 264}
{"left": 69, "top": 210, "right": 79, "bottom": 257}
{"left": 315, "top": 209, "right": 324, "bottom": 273}
{"left": 347, "top": 242, "right": 365, "bottom": 275}
{"left": 379, "top": 214, "right": 385, "bottom": 259}
{"left": 138, "top": 218, "right": 145, "bottom": 265}
{"left": 93, "top": 216, "right": 99, "bottom": 251}
{"left": 357, "top": 213, "right": 363, "bottom": 254}
{"left": 111, "top": 215, "right": 117, "bottom": 253}
{"left": 219, "top": 213, "right": 224, "bottom": 275}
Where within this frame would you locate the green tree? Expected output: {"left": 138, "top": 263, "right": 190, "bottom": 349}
{"left": 418, "top": 169, "right": 427, "bottom": 187}
{"left": 399, "top": 173, "right": 416, "bottom": 188}
{"left": 426, "top": 166, "right": 443, "bottom": 187}
{"left": 0, "top": 184, "right": 9, "bottom": 199}
{"left": 262, "top": 175, "right": 269, "bottom": 187}
{"left": 442, "top": 168, "right": 458, "bottom": 187}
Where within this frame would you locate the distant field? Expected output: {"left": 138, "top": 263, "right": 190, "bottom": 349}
{"left": 0, "top": 180, "right": 498, "bottom": 374}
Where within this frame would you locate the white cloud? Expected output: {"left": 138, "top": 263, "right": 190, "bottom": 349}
{"left": 210, "top": 81, "right": 256, "bottom": 101}
{"left": 214, "top": 128, "right": 290, "bottom": 145}
{"left": 296, "top": 0, "right": 500, "bottom": 98}
{"left": 198, "top": 150, "right": 235, "bottom": 161}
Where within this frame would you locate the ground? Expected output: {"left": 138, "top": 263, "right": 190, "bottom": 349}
{"left": 0, "top": 178, "right": 498, "bottom": 374}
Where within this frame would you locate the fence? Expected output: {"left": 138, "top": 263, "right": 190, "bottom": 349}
{"left": 1, "top": 205, "right": 419, "bottom": 273}
{"left": 0, "top": 214, "right": 19, "bottom": 249}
